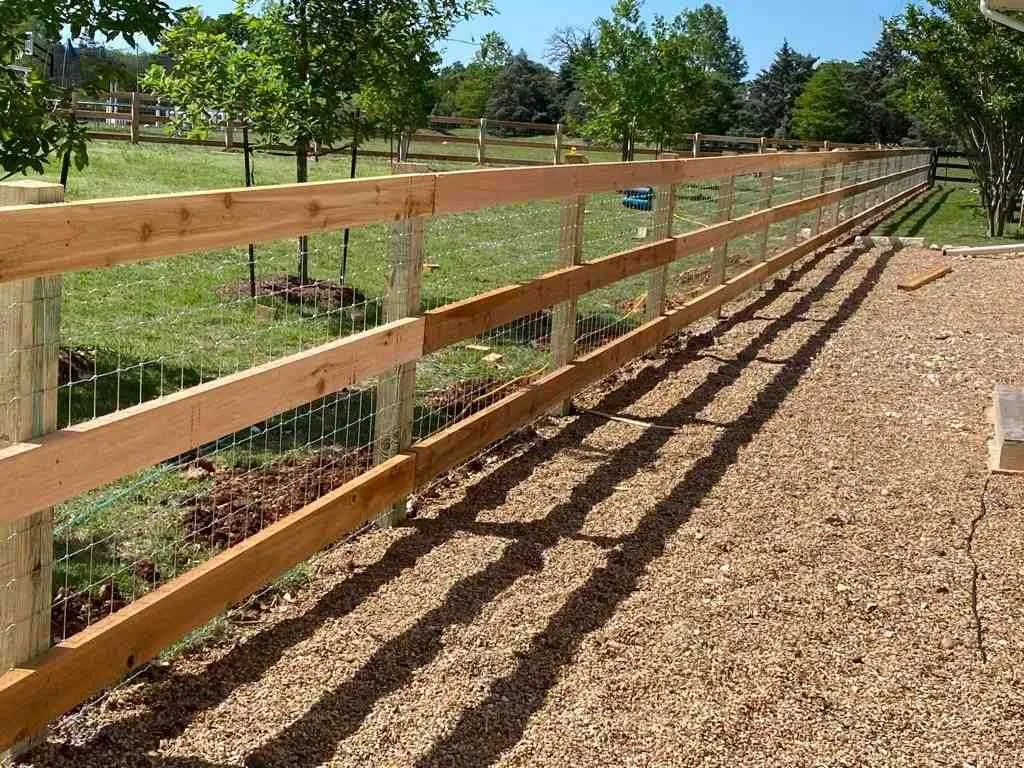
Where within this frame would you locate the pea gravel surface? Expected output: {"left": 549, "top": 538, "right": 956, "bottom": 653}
{"left": 22, "top": 241, "right": 1024, "bottom": 768}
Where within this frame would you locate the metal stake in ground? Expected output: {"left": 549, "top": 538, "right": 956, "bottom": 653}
{"left": 243, "top": 125, "right": 257, "bottom": 299}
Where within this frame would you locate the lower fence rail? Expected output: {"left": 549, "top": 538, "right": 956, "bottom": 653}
{"left": 0, "top": 169, "right": 927, "bottom": 750}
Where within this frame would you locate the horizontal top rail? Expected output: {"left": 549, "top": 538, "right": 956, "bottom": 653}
{"left": 0, "top": 157, "right": 931, "bottom": 521}
{"left": 0, "top": 148, "right": 923, "bottom": 283}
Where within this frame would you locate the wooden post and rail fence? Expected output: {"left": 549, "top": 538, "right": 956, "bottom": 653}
{"left": 64, "top": 89, "right": 884, "bottom": 162}
{"left": 0, "top": 147, "right": 931, "bottom": 753}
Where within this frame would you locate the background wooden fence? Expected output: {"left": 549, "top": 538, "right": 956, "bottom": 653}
{"left": 67, "top": 89, "right": 883, "bottom": 167}
{"left": 934, "top": 150, "right": 976, "bottom": 185}
{"left": 0, "top": 146, "right": 930, "bottom": 754}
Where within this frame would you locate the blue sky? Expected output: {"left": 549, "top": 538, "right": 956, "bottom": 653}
{"left": 194, "top": 0, "right": 909, "bottom": 75}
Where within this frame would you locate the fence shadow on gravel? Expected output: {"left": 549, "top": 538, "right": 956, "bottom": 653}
{"left": 25, "top": 234, "right": 894, "bottom": 768}
{"left": 874, "top": 186, "right": 953, "bottom": 239}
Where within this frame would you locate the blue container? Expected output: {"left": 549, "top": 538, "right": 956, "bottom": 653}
{"left": 621, "top": 186, "right": 655, "bottom": 210}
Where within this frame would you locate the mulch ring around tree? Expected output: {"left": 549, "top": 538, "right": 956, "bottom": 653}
{"left": 180, "top": 446, "right": 373, "bottom": 550}
{"left": 217, "top": 274, "right": 367, "bottom": 310}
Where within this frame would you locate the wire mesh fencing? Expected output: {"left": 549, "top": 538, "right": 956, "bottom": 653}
{"left": 0, "top": 149, "right": 927, "bottom": 681}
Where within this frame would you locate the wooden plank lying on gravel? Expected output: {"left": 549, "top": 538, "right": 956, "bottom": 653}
{"left": 896, "top": 265, "right": 951, "bottom": 291}
{"left": 0, "top": 454, "right": 415, "bottom": 753}
{"left": 0, "top": 317, "right": 424, "bottom": 522}
{"left": 991, "top": 384, "right": 1024, "bottom": 474}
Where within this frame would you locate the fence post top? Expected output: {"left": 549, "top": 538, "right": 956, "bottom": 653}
{"left": 0, "top": 179, "right": 64, "bottom": 206}
{"left": 0, "top": 179, "right": 62, "bottom": 190}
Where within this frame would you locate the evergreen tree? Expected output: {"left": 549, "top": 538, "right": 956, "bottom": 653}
{"left": 791, "top": 61, "right": 859, "bottom": 142}
{"left": 486, "top": 53, "right": 560, "bottom": 126}
{"left": 855, "top": 27, "right": 911, "bottom": 144}
{"left": 736, "top": 41, "right": 817, "bottom": 137}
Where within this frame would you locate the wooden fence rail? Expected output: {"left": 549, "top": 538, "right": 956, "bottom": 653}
{"left": 0, "top": 147, "right": 931, "bottom": 751}
{"left": 65, "top": 89, "right": 881, "bottom": 158}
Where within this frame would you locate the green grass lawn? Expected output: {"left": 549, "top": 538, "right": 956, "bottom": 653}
{"left": 21, "top": 138, "right": 844, "bottom": 641}
{"left": 873, "top": 184, "right": 1024, "bottom": 246}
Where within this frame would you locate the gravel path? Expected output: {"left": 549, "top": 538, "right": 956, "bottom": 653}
{"left": 24, "top": 241, "right": 1024, "bottom": 767}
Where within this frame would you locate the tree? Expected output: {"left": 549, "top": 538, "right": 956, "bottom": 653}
{"left": 146, "top": 0, "right": 490, "bottom": 280}
{"left": 486, "top": 53, "right": 560, "bottom": 126}
{"left": 893, "top": 0, "right": 1024, "bottom": 236}
{"left": 142, "top": 9, "right": 289, "bottom": 143}
{"left": 791, "top": 62, "right": 860, "bottom": 142}
{"left": 432, "top": 61, "right": 466, "bottom": 115}
{"left": 736, "top": 41, "right": 817, "bottom": 137}
{"left": 660, "top": 3, "right": 746, "bottom": 135}
{"left": 452, "top": 31, "right": 511, "bottom": 115}
{"left": 0, "top": 0, "right": 174, "bottom": 179}
{"left": 676, "top": 4, "right": 746, "bottom": 83}
{"left": 578, "top": 0, "right": 745, "bottom": 153}
{"left": 546, "top": 26, "right": 595, "bottom": 126}
{"left": 855, "top": 27, "right": 912, "bottom": 144}
{"left": 577, "top": 0, "right": 656, "bottom": 159}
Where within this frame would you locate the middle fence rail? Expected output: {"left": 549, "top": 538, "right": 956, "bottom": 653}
{"left": 0, "top": 147, "right": 931, "bottom": 749}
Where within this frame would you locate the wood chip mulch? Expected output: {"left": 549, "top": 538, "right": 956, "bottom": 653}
{"left": 22, "top": 241, "right": 1024, "bottom": 767}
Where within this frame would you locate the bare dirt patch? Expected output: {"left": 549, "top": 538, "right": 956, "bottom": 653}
{"left": 218, "top": 274, "right": 367, "bottom": 310}
{"left": 182, "top": 447, "right": 372, "bottom": 549}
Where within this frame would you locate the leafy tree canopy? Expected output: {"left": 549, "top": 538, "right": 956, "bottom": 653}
{"left": 486, "top": 52, "right": 560, "bottom": 126}
{"left": 0, "top": 0, "right": 174, "bottom": 178}
{"left": 892, "top": 0, "right": 1024, "bottom": 235}
{"left": 791, "top": 61, "right": 859, "bottom": 142}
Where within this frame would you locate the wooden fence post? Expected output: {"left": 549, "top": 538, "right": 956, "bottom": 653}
{"left": 0, "top": 180, "right": 62, "bottom": 762}
{"left": 691, "top": 132, "right": 702, "bottom": 158}
{"left": 814, "top": 157, "right": 830, "bottom": 234}
{"left": 710, "top": 172, "right": 735, "bottom": 316}
{"left": 477, "top": 118, "right": 487, "bottom": 165}
{"left": 550, "top": 154, "right": 588, "bottom": 415}
{"left": 553, "top": 123, "right": 563, "bottom": 165}
{"left": 832, "top": 162, "right": 847, "bottom": 227}
{"left": 646, "top": 152, "right": 678, "bottom": 321}
{"left": 224, "top": 118, "right": 235, "bottom": 151}
{"left": 758, "top": 136, "right": 766, "bottom": 154}
{"left": 373, "top": 163, "right": 426, "bottom": 527}
{"left": 756, "top": 166, "right": 775, "bottom": 287}
{"left": 786, "top": 166, "right": 807, "bottom": 248}
{"left": 129, "top": 91, "right": 140, "bottom": 144}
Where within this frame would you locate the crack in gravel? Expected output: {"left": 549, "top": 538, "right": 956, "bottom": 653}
{"left": 967, "top": 475, "right": 992, "bottom": 663}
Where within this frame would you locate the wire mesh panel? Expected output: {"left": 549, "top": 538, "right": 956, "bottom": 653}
{"left": 0, "top": 150, "right": 927, "bottom": 740}
{"left": 414, "top": 198, "right": 563, "bottom": 440}
{"left": 5, "top": 216, "right": 406, "bottom": 650}
{"left": 575, "top": 189, "right": 657, "bottom": 354}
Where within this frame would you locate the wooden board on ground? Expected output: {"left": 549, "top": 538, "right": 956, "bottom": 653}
{"left": 991, "top": 385, "right": 1024, "bottom": 474}
{"left": 896, "top": 265, "right": 951, "bottom": 291}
